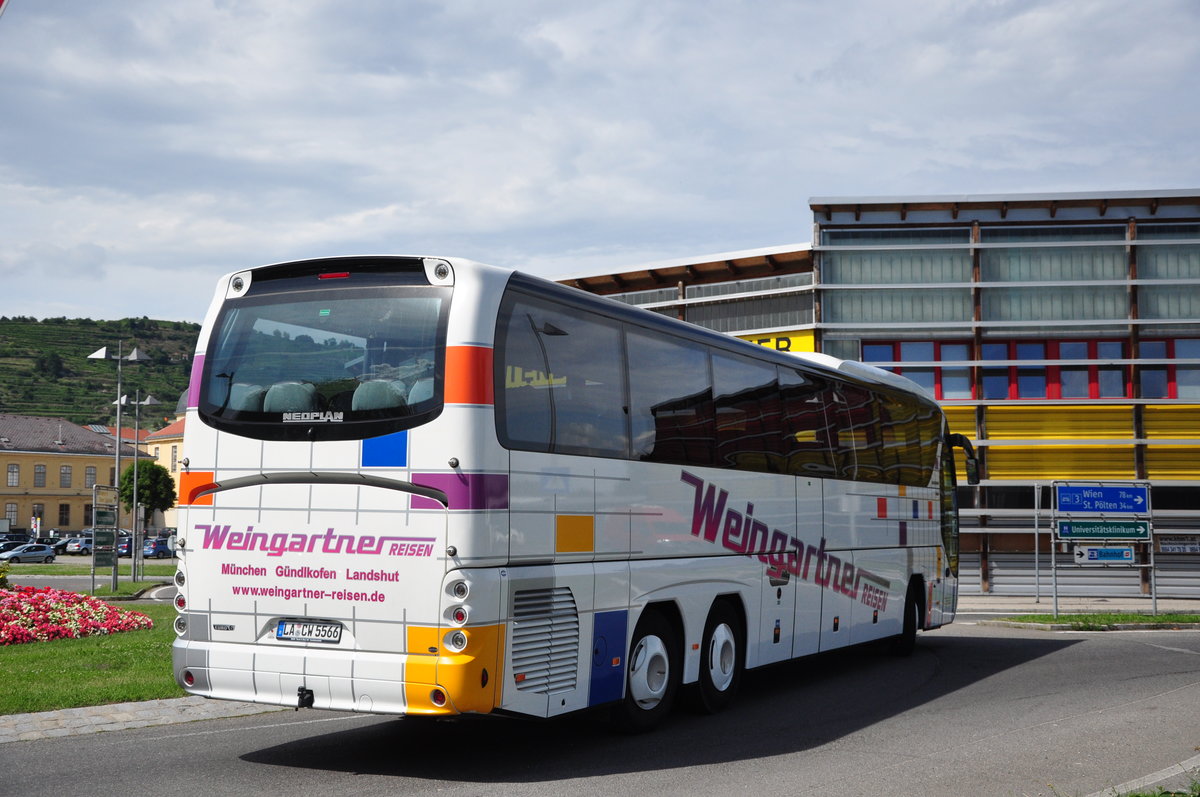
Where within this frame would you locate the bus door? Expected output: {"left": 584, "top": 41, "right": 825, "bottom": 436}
{"left": 758, "top": 562, "right": 796, "bottom": 666}
{"left": 929, "top": 434, "right": 977, "bottom": 627}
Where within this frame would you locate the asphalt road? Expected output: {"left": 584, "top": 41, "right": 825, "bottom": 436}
{"left": 5, "top": 621, "right": 1200, "bottom": 797}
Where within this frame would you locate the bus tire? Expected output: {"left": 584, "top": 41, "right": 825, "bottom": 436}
{"left": 891, "top": 581, "right": 922, "bottom": 656}
{"left": 612, "top": 610, "right": 680, "bottom": 733}
{"left": 696, "top": 601, "right": 742, "bottom": 714}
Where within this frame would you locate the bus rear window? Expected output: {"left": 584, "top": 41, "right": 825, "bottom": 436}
{"left": 198, "top": 287, "right": 449, "bottom": 441}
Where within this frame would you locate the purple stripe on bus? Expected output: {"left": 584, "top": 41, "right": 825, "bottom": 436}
{"left": 188, "top": 354, "right": 205, "bottom": 408}
{"left": 410, "top": 473, "right": 510, "bottom": 510}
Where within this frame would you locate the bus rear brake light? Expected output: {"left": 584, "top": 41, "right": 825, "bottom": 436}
{"left": 318, "top": 272, "right": 350, "bottom": 280}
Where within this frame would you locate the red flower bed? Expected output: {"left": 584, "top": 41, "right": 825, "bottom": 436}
{"left": 0, "top": 585, "right": 154, "bottom": 645}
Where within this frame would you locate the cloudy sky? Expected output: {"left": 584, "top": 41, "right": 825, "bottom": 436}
{"left": 1, "top": 0, "right": 1198, "bottom": 322}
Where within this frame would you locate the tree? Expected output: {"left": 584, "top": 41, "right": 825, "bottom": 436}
{"left": 119, "top": 461, "right": 177, "bottom": 530}
{"left": 35, "top": 352, "right": 65, "bottom": 380}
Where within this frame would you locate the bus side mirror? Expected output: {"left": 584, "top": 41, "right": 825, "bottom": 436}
{"left": 947, "top": 433, "right": 980, "bottom": 486}
{"left": 963, "top": 457, "right": 980, "bottom": 486}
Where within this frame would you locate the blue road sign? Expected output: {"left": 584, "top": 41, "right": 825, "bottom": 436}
{"left": 1056, "top": 484, "right": 1149, "bottom": 514}
{"left": 1073, "top": 545, "right": 1135, "bottom": 565}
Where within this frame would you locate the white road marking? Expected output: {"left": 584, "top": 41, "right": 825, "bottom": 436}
{"left": 1083, "top": 750, "right": 1200, "bottom": 797}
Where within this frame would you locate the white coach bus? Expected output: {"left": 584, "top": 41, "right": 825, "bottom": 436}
{"left": 171, "top": 255, "right": 978, "bottom": 730}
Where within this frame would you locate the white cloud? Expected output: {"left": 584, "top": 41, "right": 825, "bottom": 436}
{"left": 0, "top": 0, "right": 1197, "bottom": 320}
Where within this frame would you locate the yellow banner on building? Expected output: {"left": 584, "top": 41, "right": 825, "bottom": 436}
{"left": 737, "top": 330, "right": 815, "bottom": 353}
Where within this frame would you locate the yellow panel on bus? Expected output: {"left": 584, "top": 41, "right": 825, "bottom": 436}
{"left": 1143, "top": 406, "right": 1200, "bottom": 439}
{"left": 984, "top": 406, "right": 1133, "bottom": 440}
{"left": 1144, "top": 446, "right": 1200, "bottom": 480}
{"left": 985, "top": 445, "right": 1135, "bottom": 480}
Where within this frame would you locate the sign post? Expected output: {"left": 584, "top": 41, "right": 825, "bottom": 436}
{"left": 1051, "top": 481, "right": 1154, "bottom": 617}
{"left": 92, "top": 485, "right": 121, "bottom": 594}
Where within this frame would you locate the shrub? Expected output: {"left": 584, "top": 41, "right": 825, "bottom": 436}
{"left": 0, "top": 585, "right": 153, "bottom": 645}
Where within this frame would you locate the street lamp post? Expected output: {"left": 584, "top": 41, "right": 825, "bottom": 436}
{"left": 88, "top": 342, "right": 150, "bottom": 586}
{"left": 88, "top": 343, "right": 151, "bottom": 529}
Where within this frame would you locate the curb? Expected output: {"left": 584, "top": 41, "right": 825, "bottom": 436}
{"left": 0, "top": 697, "right": 289, "bottom": 745}
{"left": 981, "top": 619, "right": 1200, "bottom": 632}
{"left": 105, "top": 581, "right": 172, "bottom": 601}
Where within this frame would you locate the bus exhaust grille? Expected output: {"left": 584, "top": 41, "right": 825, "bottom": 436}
{"left": 511, "top": 587, "right": 580, "bottom": 694}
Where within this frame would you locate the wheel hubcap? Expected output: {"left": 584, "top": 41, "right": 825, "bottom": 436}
{"left": 629, "top": 634, "right": 670, "bottom": 709}
{"left": 707, "top": 623, "right": 737, "bottom": 692}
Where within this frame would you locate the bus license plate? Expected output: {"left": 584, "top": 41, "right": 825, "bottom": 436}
{"left": 276, "top": 620, "right": 342, "bottom": 644}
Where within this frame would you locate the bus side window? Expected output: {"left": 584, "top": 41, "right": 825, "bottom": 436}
{"left": 713, "top": 353, "right": 779, "bottom": 473}
{"left": 777, "top": 369, "right": 835, "bottom": 476}
{"left": 627, "top": 330, "right": 714, "bottom": 466}
{"left": 549, "top": 313, "right": 627, "bottom": 458}
{"left": 497, "top": 299, "right": 553, "bottom": 452}
{"left": 833, "top": 385, "right": 884, "bottom": 483}
{"left": 496, "top": 295, "right": 628, "bottom": 458}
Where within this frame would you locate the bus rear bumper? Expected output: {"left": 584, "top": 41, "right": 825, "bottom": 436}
{"left": 172, "top": 636, "right": 500, "bottom": 717}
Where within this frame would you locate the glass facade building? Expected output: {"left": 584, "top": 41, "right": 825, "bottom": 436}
{"left": 562, "top": 190, "right": 1200, "bottom": 596}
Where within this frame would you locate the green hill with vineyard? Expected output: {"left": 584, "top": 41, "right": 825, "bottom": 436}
{"left": 0, "top": 316, "right": 199, "bottom": 429}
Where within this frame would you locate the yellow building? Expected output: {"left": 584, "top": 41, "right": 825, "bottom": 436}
{"left": 145, "top": 417, "right": 185, "bottom": 529}
{"left": 0, "top": 414, "right": 143, "bottom": 534}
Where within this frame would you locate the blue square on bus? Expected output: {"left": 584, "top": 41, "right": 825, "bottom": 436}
{"left": 362, "top": 430, "right": 408, "bottom": 467}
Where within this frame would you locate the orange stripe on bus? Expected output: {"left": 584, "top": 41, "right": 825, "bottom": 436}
{"left": 445, "top": 346, "right": 494, "bottom": 405}
{"left": 179, "top": 471, "right": 215, "bottom": 506}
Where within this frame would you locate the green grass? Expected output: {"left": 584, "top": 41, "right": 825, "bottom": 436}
{"left": 1006, "top": 613, "right": 1200, "bottom": 630}
{"left": 13, "top": 562, "right": 177, "bottom": 577}
{"left": 1118, "top": 782, "right": 1200, "bottom": 796}
{"left": 0, "top": 603, "right": 184, "bottom": 715}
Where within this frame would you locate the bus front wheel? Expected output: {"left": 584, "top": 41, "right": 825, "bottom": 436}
{"left": 612, "top": 610, "right": 680, "bottom": 733}
{"left": 891, "top": 580, "right": 923, "bottom": 656}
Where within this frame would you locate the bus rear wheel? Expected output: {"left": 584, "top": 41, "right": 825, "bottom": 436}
{"left": 696, "top": 601, "right": 742, "bottom": 714}
{"left": 611, "top": 610, "right": 680, "bottom": 733}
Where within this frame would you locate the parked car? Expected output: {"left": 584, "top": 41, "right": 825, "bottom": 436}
{"left": 50, "top": 536, "right": 74, "bottom": 555}
{"left": 0, "top": 541, "right": 26, "bottom": 554}
{"left": 0, "top": 544, "right": 56, "bottom": 563}
{"left": 143, "top": 538, "right": 175, "bottom": 559}
{"left": 117, "top": 538, "right": 133, "bottom": 557}
{"left": 65, "top": 537, "right": 94, "bottom": 556}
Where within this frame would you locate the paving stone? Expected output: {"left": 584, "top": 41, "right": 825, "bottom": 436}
{"left": 0, "top": 698, "right": 286, "bottom": 745}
